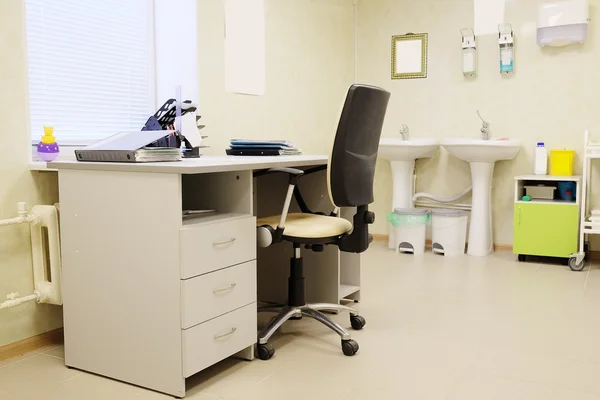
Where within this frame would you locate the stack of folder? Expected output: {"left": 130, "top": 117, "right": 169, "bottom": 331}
{"left": 226, "top": 139, "right": 302, "bottom": 156}
{"left": 75, "top": 130, "right": 183, "bottom": 163}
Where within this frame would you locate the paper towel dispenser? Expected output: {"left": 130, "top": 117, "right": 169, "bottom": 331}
{"left": 537, "top": 0, "right": 589, "bottom": 47}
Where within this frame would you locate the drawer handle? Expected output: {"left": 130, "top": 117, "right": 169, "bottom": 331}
{"left": 214, "top": 327, "right": 237, "bottom": 339}
{"left": 213, "top": 238, "right": 236, "bottom": 246}
{"left": 213, "top": 283, "right": 237, "bottom": 293}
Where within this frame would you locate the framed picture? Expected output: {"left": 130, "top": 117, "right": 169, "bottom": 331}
{"left": 391, "top": 33, "right": 428, "bottom": 79}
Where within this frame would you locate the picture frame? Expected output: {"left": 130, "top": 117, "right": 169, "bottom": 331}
{"left": 391, "top": 33, "right": 428, "bottom": 79}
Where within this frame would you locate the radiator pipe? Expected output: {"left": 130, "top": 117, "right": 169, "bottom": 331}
{"left": 0, "top": 292, "right": 40, "bottom": 310}
{"left": 0, "top": 202, "right": 38, "bottom": 227}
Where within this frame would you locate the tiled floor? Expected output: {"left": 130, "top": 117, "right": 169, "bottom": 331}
{"left": 3, "top": 243, "right": 600, "bottom": 399}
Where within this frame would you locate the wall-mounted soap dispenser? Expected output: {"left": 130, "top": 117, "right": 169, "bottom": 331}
{"left": 498, "top": 24, "right": 514, "bottom": 74}
{"left": 537, "top": 0, "right": 589, "bottom": 47}
{"left": 461, "top": 29, "right": 477, "bottom": 77}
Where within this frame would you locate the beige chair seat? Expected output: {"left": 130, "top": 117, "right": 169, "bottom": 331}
{"left": 257, "top": 213, "right": 352, "bottom": 239}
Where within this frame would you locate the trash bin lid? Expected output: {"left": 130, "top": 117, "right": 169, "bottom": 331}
{"left": 393, "top": 208, "right": 429, "bottom": 215}
{"left": 431, "top": 208, "right": 469, "bottom": 216}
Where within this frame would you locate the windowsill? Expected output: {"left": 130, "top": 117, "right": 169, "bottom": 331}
{"left": 30, "top": 145, "right": 79, "bottom": 172}
{"left": 29, "top": 161, "right": 57, "bottom": 172}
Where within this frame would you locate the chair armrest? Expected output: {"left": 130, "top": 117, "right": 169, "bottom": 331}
{"left": 254, "top": 167, "right": 305, "bottom": 242}
{"left": 267, "top": 167, "right": 305, "bottom": 175}
{"left": 254, "top": 167, "right": 304, "bottom": 185}
{"left": 302, "top": 165, "right": 327, "bottom": 175}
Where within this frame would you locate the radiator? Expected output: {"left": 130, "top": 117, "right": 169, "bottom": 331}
{"left": 0, "top": 203, "right": 62, "bottom": 309}
{"left": 30, "top": 204, "right": 62, "bottom": 305}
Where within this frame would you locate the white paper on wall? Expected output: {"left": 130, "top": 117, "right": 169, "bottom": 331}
{"left": 155, "top": 0, "right": 198, "bottom": 107}
{"left": 394, "top": 40, "right": 423, "bottom": 74}
{"left": 224, "top": 0, "right": 266, "bottom": 96}
{"left": 474, "top": 0, "right": 506, "bottom": 35}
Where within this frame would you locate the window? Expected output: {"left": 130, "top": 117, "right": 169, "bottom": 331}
{"left": 25, "top": 0, "right": 154, "bottom": 144}
{"left": 26, "top": 0, "right": 198, "bottom": 146}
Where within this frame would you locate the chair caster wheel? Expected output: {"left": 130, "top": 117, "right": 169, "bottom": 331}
{"left": 256, "top": 343, "right": 275, "bottom": 360}
{"left": 350, "top": 315, "right": 366, "bottom": 330}
{"left": 342, "top": 339, "right": 359, "bottom": 356}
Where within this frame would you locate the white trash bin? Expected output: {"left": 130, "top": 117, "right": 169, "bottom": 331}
{"left": 431, "top": 209, "right": 469, "bottom": 256}
{"left": 387, "top": 208, "right": 430, "bottom": 255}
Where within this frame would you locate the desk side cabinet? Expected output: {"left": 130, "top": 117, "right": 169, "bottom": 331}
{"left": 59, "top": 169, "right": 257, "bottom": 398}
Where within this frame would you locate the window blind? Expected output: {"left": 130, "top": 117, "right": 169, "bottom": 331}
{"left": 25, "top": 0, "right": 154, "bottom": 144}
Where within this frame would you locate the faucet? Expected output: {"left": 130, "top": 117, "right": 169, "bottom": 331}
{"left": 400, "top": 124, "right": 410, "bottom": 141}
{"left": 477, "top": 111, "right": 490, "bottom": 140}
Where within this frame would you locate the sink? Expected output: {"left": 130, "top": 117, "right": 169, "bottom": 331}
{"left": 441, "top": 138, "right": 521, "bottom": 257}
{"left": 379, "top": 138, "right": 439, "bottom": 161}
{"left": 378, "top": 138, "right": 440, "bottom": 248}
{"left": 441, "top": 138, "right": 521, "bottom": 163}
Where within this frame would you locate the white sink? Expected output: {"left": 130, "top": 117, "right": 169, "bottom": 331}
{"left": 441, "top": 138, "right": 521, "bottom": 257}
{"left": 379, "top": 138, "right": 439, "bottom": 161}
{"left": 441, "top": 138, "right": 521, "bottom": 163}
{"left": 378, "top": 138, "right": 440, "bottom": 248}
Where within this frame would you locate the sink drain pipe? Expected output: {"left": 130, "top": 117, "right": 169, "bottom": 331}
{"left": 413, "top": 186, "right": 473, "bottom": 204}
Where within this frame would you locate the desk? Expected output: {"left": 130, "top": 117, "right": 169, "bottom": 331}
{"left": 50, "top": 155, "right": 362, "bottom": 398}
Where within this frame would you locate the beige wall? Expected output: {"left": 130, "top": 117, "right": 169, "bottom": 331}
{"left": 357, "top": 0, "right": 600, "bottom": 245}
{"left": 0, "top": 0, "right": 63, "bottom": 347}
{"left": 0, "top": 0, "right": 355, "bottom": 346}
{"left": 198, "top": 0, "right": 356, "bottom": 156}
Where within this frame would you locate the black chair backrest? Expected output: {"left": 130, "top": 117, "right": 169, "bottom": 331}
{"left": 328, "top": 84, "right": 391, "bottom": 207}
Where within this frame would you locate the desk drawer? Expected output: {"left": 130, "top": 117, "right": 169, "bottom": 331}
{"left": 182, "top": 303, "right": 256, "bottom": 378}
{"left": 180, "top": 216, "right": 256, "bottom": 279}
{"left": 181, "top": 261, "right": 256, "bottom": 329}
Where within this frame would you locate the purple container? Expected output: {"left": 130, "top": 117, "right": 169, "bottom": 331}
{"left": 37, "top": 142, "right": 60, "bottom": 162}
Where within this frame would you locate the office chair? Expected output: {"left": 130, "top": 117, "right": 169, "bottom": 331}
{"left": 254, "top": 84, "right": 391, "bottom": 359}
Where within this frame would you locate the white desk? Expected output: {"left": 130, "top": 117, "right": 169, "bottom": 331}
{"left": 50, "top": 155, "right": 362, "bottom": 398}
{"left": 50, "top": 155, "right": 329, "bottom": 174}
